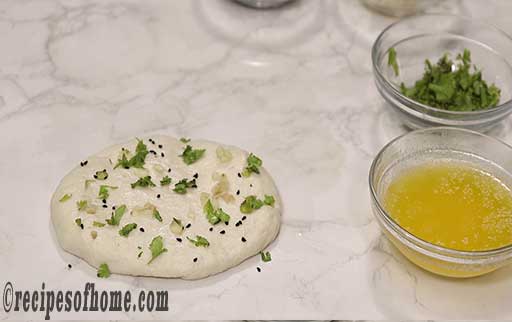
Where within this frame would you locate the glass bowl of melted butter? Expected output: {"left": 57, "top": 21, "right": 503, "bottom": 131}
{"left": 370, "top": 127, "right": 512, "bottom": 277}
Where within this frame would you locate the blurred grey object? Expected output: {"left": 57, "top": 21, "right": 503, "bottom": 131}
{"left": 233, "top": 0, "right": 295, "bottom": 9}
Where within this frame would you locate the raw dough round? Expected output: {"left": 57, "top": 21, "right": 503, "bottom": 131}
{"left": 51, "top": 136, "right": 281, "bottom": 279}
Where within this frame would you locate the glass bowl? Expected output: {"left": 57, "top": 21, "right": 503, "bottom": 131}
{"left": 372, "top": 14, "right": 512, "bottom": 132}
{"left": 362, "top": 0, "right": 440, "bottom": 17}
{"left": 233, "top": 0, "right": 295, "bottom": 9}
{"left": 369, "top": 127, "right": 512, "bottom": 278}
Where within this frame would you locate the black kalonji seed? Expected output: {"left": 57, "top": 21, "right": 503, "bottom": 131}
{"left": 139, "top": 227, "right": 145, "bottom": 232}
{"left": 186, "top": 223, "right": 191, "bottom": 229}
{"left": 242, "top": 216, "right": 247, "bottom": 221}
{"left": 102, "top": 205, "right": 108, "bottom": 208}
{"left": 112, "top": 206, "right": 116, "bottom": 210}
{"left": 102, "top": 199, "right": 107, "bottom": 204}
{"left": 161, "top": 152, "right": 165, "bottom": 157}
{"left": 237, "top": 173, "right": 242, "bottom": 178}
{"left": 157, "top": 194, "right": 161, "bottom": 199}
{"left": 220, "top": 230, "right": 226, "bottom": 235}
{"left": 158, "top": 144, "right": 163, "bottom": 149}
{"left": 257, "top": 267, "right": 261, "bottom": 272}
{"left": 193, "top": 257, "right": 198, "bottom": 263}
{"left": 241, "top": 237, "right": 247, "bottom": 242}
{"left": 168, "top": 168, "right": 172, "bottom": 173}
{"left": 193, "top": 173, "right": 199, "bottom": 179}
{"left": 68, "top": 264, "right": 72, "bottom": 269}
{"left": 236, "top": 190, "right": 240, "bottom": 195}
{"left": 209, "top": 227, "right": 213, "bottom": 232}
{"left": 176, "top": 238, "right": 182, "bottom": 242}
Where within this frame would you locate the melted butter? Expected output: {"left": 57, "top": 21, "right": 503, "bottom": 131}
{"left": 384, "top": 161, "right": 512, "bottom": 251}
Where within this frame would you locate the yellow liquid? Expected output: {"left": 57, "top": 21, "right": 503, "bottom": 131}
{"left": 384, "top": 161, "right": 512, "bottom": 251}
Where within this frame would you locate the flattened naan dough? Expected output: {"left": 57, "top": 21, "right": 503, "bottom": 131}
{"left": 51, "top": 136, "right": 281, "bottom": 279}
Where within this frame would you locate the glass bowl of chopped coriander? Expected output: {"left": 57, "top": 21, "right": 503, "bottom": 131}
{"left": 372, "top": 14, "right": 512, "bottom": 132}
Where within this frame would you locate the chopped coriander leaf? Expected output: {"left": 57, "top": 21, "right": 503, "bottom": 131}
{"left": 264, "top": 195, "right": 275, "bottom": 207}
{"left": 173, "top": 178, "right": 197, "bottom": 194}
{"left": 106, "top": 204, "right": 126, "bottom": 226}
{"left": 77, "top": 200, "right": 88, "bottom": 211}
{"left": 160, "top": 175, "right": 172, "bottom": 186}
{"left": 400, "top": 48, "right": 501, "bottom": 111}
{"left": 75, "top": 218, "right": 83, "bottom": 229}
{"left": 242, "top": 153, "right": 262, "bottom": 177}
{"left": 261, "top": 251, "right": 272, "bottom": 262}
{"left": 153, "top": 209, "right": 163, "bottom": 222}
{"left": 94, "top": 169, "right": 108, "bottom": 180}
{"left": 97, "top": 263, "right": 110, "bottom": 278}
{"left": 240, "top": 195, "right": 264, "bottom": 214}
{"left": 93, "top": 221, "right": 106, "bottom": 227}
{"left": 217, "top": 208, "right": 230, "bottom": 223}
{"left": 187, "top": 235, "right": 210, "bottom": 247}
{"left": 180, "top": 145, "right": 205, "bottom": 165}
{"left": 203, "top": 199, "right": 230, "bottom": 225}
{"left": 98, "top": 185, "right": 118, "bottom": 200}
{"left": 114, "top": 139, "right": 149, "bottom": 169}
{"left": 388, "top": 47, "right": 399, "bottom": 77}
{"left": 131, "top": 176, "right": 156, "bottom": 189}
{"left": 119, "top": 223, "right": 137, "bottom": 237}
{"left": 204, "top": 199, "right": 219, "bottom": 225}
{"left": 180, "top": 137, "right": 191, "bottom": 143}
{"left": 148, "top": 236, "right": 168, "bottom": 264}
{"left": 59, "top": 194, "right": 72, "bottom": 202}
{"left": 170, "top": 217, "right": 184, "bottom": 235}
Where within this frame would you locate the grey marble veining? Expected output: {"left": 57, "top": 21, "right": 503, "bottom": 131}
{"left": 1, "top": 0, "right": 512, "bottom": 320}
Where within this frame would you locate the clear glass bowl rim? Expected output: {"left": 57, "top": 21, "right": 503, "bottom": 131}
{"left": 371, "top": 13, "right": 512, "bottom": 116}
{"left": 369, "top": 127, "right": 512, "bottom": 259}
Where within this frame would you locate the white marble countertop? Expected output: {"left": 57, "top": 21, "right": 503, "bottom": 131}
{"left": 2, "top": 0, "right": 512, "bottom": 320}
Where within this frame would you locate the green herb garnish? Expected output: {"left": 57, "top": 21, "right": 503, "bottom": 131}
{"left": 119, "top": 223, "right": 137, "bottom": 237}
{"left": 98, "top": 185, "right": 118, "bottom": 200}
{"left": 203, "top": 199, "right": 230, "bottom": 225}
{"left": 131, "top": 176, "right": 156, "bottom": 189}
{"left": 242, "top": 153, "right": 262, "bottom": 177}
{"left": 261, "top": 251, "right": 272, "bottom": 262}
{"left": 173, "top": 178, "right": 197, "bottom": 194}
{"left": 97, "top": 263, "right": 111, "bottom": 278}
{"left": 240, "top": 195, "right": 274, "bottom": 214}
{"left": 94, "top": 169, "right": 108, "bottom": 180}
{"left": 180, "top": 145, "right": 205, "bottom": 165}
{"left": 153, "top": 209, "right": 163, "bottom": 222}
{"left": 388, "top": 47, "right": 399, "bottom": 77}
{"left": 180, "top": 137, "right": 191, "bottom": 143}
{"left": 264, "top": 195, "right": 275, "bottom": 207}
{"left": 114, "top": 139, "right": 149, "bottom": 169}
{"left": 77, "top": 200, "right": 88, "bottom": 211}
{"left": 93, "top": 221, "right": 106, "bottom": 227}
{"left": 160, "top": 175, "right": 172, "bottom": 186}
{"left": 148, "top": 236, "right": 168, "bottom": 264}
{"left": 240, "top": 195, "right": 264, "bottom": 214}
{"left": 106, "top": 204, "right": 126, "bottom": 226}
{"left": 187, "top": 235, "right": 210, "bottom": 247}
{"left": 59, "top": 194, "right": 72, "bottom": 202}
{"left": 400, "top": 49, "right": 501, "bottom": 111}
